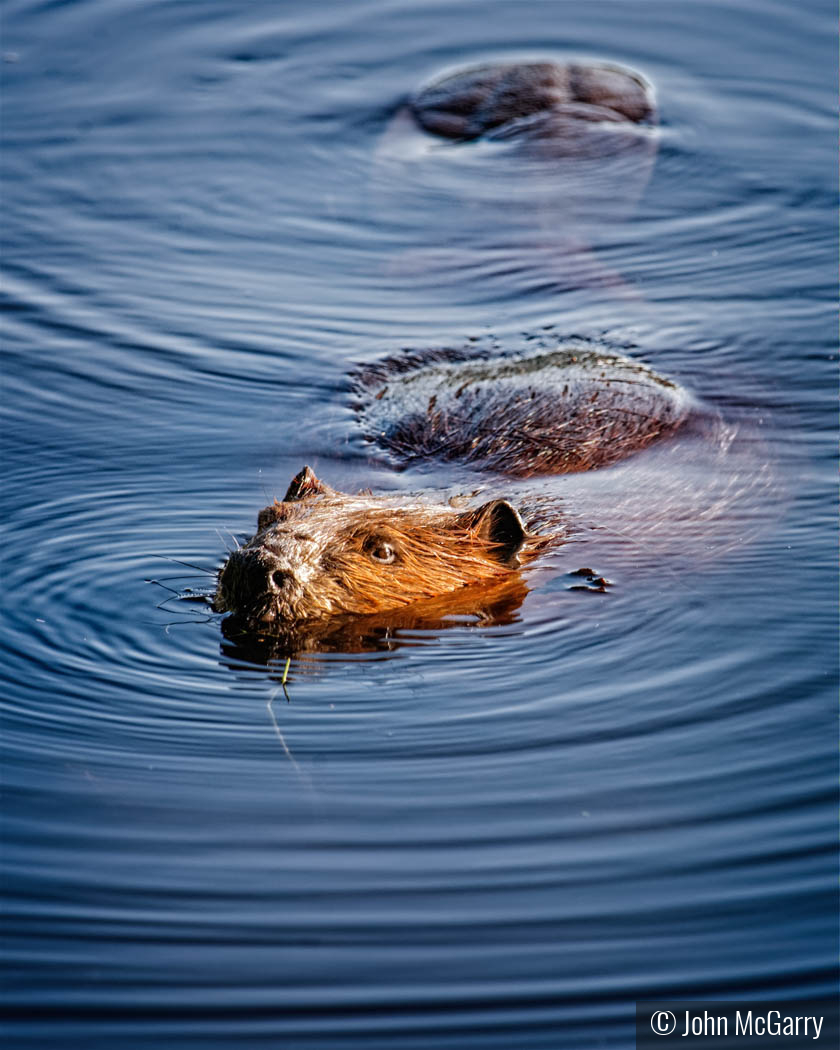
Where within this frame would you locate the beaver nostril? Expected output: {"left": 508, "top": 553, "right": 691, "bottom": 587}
{"left": 270, "top": 569, "right": 291, "bottom": 591}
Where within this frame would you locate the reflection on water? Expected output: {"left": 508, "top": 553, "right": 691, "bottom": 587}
{"left": 219, "top": 574, "right": 533, "bottom": 659}
{"left": 376, "top": 58, "right": 660, "bottom": 241}
{"left": 1, "top": 0, "right": 836, "bottom": 1047}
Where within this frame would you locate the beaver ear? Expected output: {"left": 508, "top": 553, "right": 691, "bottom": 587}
{"left": 283, "top": 465, "right": 326, "bottom": 502}
{"left": 461, "top": 499, "right": 527, "bottom": 565}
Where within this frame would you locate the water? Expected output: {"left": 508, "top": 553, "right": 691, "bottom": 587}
{"left": 1, "top": 1, "right": 836, "bottom": 1047}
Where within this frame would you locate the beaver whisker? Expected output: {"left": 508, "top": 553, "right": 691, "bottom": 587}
{"left": 148, "top": 554, "right": 217, "bottom": 575}
{"left": 215, "top": 528, "right": 241, "bottom": 553}
{"left": 150, "top": 574, "right": 215, "bottom": 584}
{"left": 159, "top": 612, "right": 217, "bottom": 629}
{"left": 151, "top": 581, "right": 185, "bottom": 598}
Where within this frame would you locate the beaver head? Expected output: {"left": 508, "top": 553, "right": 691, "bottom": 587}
{"left": 410, "top": 61, "right": 657, "bottom": 146}
{"left": 214, "top": 466, "right": 535, "bottom": 630}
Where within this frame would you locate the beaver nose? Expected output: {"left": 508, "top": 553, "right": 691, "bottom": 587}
{"left": 269, "top": 568, "right": 292, "bottom": 592}
{"left": 219, "top": 549, "right": 295, "bottom": 611}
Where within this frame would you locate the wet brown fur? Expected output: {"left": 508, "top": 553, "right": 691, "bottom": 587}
{"left": 313, "top": 511, "right": 528, "bottom": 614}
{"left": 351, "top": 344, "right": 691, "bottom": 478}
{"left": 214, "top": 468, "right": 547, "bottom": 629}
{"left": 409, "top": 61, "right": 656, "bottom": 142}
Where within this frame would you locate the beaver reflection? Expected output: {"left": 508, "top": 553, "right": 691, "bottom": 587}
{"left": 376, "top": 58, "right": 659, "bottom": 263}
{"left": 219, "top": 572, "right": 531, "bottom": 661}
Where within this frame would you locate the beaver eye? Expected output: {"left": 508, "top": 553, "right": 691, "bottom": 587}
{"left": 369, "top": 542, "right": 397, "bottom": 564}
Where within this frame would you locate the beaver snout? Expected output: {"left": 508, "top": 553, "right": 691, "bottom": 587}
{"left": 215, "top": 546, "right": 300, "bottom": 623}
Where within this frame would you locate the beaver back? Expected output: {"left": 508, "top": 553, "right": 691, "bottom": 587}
{"left": 352, "top": 344, "right": 693, "bottom": 478}
{"left": 410, "top": 61, "right": 656, "bottom": 142}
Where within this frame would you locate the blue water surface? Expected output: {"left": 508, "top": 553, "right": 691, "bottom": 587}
{"left": 1, "top": 1, "right": 836, "bottom": 1047}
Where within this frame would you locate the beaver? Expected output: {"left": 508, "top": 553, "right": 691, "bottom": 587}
{"left": 215, "top": 463, "right": 540, "bottom": 628}
{"left": 214, "top": 341, "right": 693, "bottom": 633}
{"left": 212, "top": 59, "right": 718, "bottom": 645}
